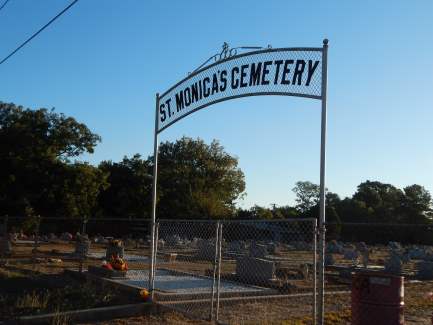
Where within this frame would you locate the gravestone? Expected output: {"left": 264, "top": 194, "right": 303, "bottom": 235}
{"left": 388, "top": 242, "right": 402, "bottom": 251}
{"left": 300, "top": 263, "right": 310, "bottom": 280}
{"left": 325, "top": 253, "right": 335, "bottom": 266}
{"left": 267, "top": 242, "right": 282, "bottom": 255}
{"left": 360, "top": 249, "right": 369, "bottom": 268}
{"left": 250, "top": 242, "right": 268, "bottom": 258}
{"left": 356, "top": 242, "right": 368, "bottom": 253}
{"left": 124, "top": 238, "right": 135, "bottom": 248}
{"left": 385, "top": 253, "right": 402, "bottom": 274}
{"left": 292, "top": 241, "right": 311, "bottom": 251}
{"left": 0, "top": 220, "right": 12, "bottom": 256}
{"left": 166, "top": 235, "right": 182, "bottom": 246}
{"left": 0, "top": 239, "right": 12, "bottom": 256}
{"left": 228, "top": 241, "right": 242, "bottom": 252}
{"left": 61, "top": 232, "right": 73, "bottom": 241}
{"left": 327, "top": 241, "right": 344, "bottom": 254}
{"left": 343, "top": 249, "right": 359, "bottom": 261}
{"left": 408, "top": 247, "right": 423, "bottom": 259}
{"left": 94, "top": 236, "right": 109, "bottom": 244}
{"left": 106, "top": 240, "right": 124, "bottom": 259}
{"left": 157, "top": 239, "right": 165, "bottom": 249}
{"left": 236, "top": 256, "right": 275, "bottom": 283}
{"left": 189, "top": 237, "right": 200, "bottom": 248}
{"left": 416, "top": 261, "right": 433, "bottom": 280}
{"left": 163, "top": 252, "right": 177, "bottom": 263}
{"left": 196, "top": 240, "right": 216, "bottom": 261}
{"left": 75, "top": 234, "right": 91, "bottom": 257}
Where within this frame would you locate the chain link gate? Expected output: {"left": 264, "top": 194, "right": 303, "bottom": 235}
{"left": 152, "top": 219, "right": 317, "bottom": 324}
{"left": 152, "top": 220, "right": 220, "bottom": 319}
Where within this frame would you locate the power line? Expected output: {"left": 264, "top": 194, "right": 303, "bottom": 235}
{"left": 0, "top": 0, "right": 79, "bottom": 66}
{"left": 0, "top": 0, "right": 10, "bottom": 13}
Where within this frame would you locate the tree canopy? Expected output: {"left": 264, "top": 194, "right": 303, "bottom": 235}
{"left": 1, "top": 101, "right": 432, "bottom": 243}
{"left": 0, "top": 102, "right": 104, "bottom": 217}
{"left": 155, "top": 137, "right": 246, "bottom": 219}
{"left": 98, "top": 155, "right": 152, "bottom": 218}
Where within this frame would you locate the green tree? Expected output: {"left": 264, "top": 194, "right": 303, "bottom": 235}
{"left": 401, "top": 184, "right": 432, "bottom": 223}
{"left": 292, "top": 181, "right": 321, "bottom": 213}
{"left": 249, "top": 205, "right": 273, "bottom": 220}
{"left": 51, "top": 163, "right": 109, "bottom": 219}
{"left": 0, "top": 102, "right": 102, "bottom": 217}
{"left": 154, "top": 137, "right": 245, "bottom": 219}
{"left": 0, "top": 102, "right": 100, "bottom": 163}
{"left": 98, "top": 155, "right": 152, "bottom": 218}
{"left": 352, "top": 180, "right": 404, "bottom": 222}
{"left": 270, "top": 204, "right": 300, "bottom": 219}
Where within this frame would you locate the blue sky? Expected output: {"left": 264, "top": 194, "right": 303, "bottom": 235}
{"left": 1, "top": 0, "right": 432, "bottom": 208}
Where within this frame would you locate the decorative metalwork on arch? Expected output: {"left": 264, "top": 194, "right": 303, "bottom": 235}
{"left": 191, "top": 42, "right": 272, "bottom": 73}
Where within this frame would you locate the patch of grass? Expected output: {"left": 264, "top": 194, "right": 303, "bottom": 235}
{"left": 51, "top": 308, "right": 72, "bottom": 325}
{"left": 16, "top": 290, "right": 50, "bottom": 310}
{"left": 0, "top": 268, "right": 139, "bottom": 320}
{"left": 324, "top": 309, "right": 351, "bottom": 325}
{"left": 0, "top": 268, "right": 25, "bottom": 279}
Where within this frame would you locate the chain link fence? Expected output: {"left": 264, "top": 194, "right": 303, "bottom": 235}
{"left": 152, "top": 219, "right": 318, "bottom": 324}
{"left": 4, "top": 216, "right": 433, "bottom": 324}
{"left": 0, "top": 216, "right": 152, "bottom": 275}
{"left": 152, "top": 220, "right": 220, "bottom": 320}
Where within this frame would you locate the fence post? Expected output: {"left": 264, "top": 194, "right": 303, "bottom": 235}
{"left": 148, "top": 221, "right": 156, "bottom": 291}
{"left": 215, "top": 222, "right": 223, "bottom": 321}
{"left": 81, "top": 218, "right": 87, "bottom": 235}
{"left": 32, "top": 217, "right": 41, "bottom": 273}
{"left": 78, "top": 218, "right": 87, "bottom": 273}
{"left": 313, "top": 218, "right": 318, "bottom": 325}
{"left": 318, "top": 39, "right": 329, "bottom": 325}
{"left": 210, "top": 221, "right": 220, "bottom": 321}
{"left": 152, "top": 221, "right": 160, "bottom": 293}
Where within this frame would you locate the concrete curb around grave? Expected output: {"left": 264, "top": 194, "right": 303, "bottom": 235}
{"left": 2, "top": 302, "right": 153, "bottom": 325}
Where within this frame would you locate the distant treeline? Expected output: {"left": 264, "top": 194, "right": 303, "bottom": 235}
{"left": 1, "top": 102, "right": 432, "bottom": 244}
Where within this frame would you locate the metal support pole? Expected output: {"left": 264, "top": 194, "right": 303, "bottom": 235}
{"left": 152, "top": 222, "right": 159, "bottom": 285}
{"left": 317, "top": 39, "right": 329, "bottom": 325}
{"left": 81, "top": 218, "right": 87, "bottom": 235}
{"left": 215, "top": 223, "right": 223, "bottom": 321}
{"left": 210, "top": 222, "right": 220, "bottom": 321}
{"left": 313, "top": 218, "right": 318, "bottom": 325}
{"left": 32, "top": 218, "right": 40, "bottom": 273}
{"left": 149, "top": 93, "right": 160, "bottom": 295}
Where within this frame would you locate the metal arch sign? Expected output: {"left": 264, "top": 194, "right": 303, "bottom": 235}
{"left": 150, "top": 40, "right": 329, "bottom": 324}
{"left": 157, "top": 46, "right": 324, "bottom": 133}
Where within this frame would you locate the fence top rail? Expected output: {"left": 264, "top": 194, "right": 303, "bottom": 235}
{"left": 157, "top": 218, "right": 317, "bottom": 223}
{"left": 327, "top": 222, "right": 433, "bottom": 227}
{"left": 1, "top": 216, "right": 152, "bottom": 222}
{"left": 3, "top": 216, "right": 318, "bottom": 223}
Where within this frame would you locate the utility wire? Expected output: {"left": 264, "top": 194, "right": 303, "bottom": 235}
{"left": 0, "top": 0, "right": 79, "bottom": 66}
{"left": 0, "top": 0, "right": 10, "bottom": 13}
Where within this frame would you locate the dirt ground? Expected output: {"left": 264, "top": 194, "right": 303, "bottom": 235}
{"left": 3, "top": 241, "right": 433, "bottom": 325}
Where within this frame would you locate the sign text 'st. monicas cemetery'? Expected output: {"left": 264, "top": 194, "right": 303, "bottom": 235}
{"left": 157, "top": 48, "right": 323, "bottom": 132}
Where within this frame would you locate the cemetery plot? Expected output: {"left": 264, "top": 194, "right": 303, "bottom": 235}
{"left": 3, "top": 217, "right": 433, "bottom": 324}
